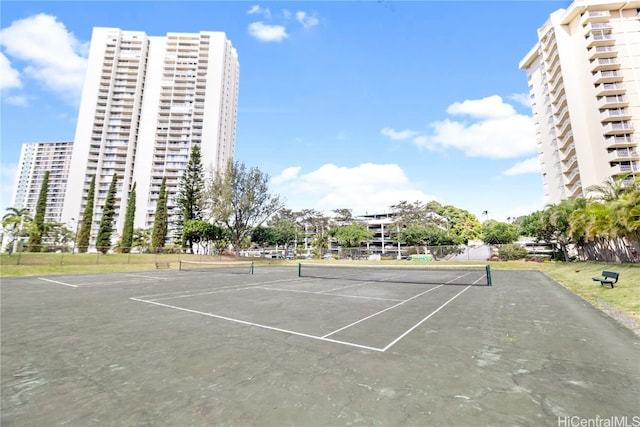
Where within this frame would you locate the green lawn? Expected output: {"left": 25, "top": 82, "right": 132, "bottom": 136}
{"left": 1, "top": 253, "right": 638, "bottom": 334}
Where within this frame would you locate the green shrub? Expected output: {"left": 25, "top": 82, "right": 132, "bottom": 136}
{"left": 499, "top": 244, "right": 529, "bottom": 260}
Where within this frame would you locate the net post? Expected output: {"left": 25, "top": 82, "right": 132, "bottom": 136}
{"left": 250, "top": 262, "right": 254, "bottom": 275}
{"left": 298, "top": 262, "right": 302, "bottom": 277}
{"left": 179, "top": 260, "right": 183, "bottom": 271}
{"left": 486, "top": 265, "right": 492, "bottom": 286}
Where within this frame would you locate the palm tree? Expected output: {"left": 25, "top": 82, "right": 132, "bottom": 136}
{"left": 2, "top": 207, "right": 32, "bottom": 254}
{"left": 585, "top": 172, "right": 633, "bottom": 202}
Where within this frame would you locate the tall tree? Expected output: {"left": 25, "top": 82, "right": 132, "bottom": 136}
{"left": 96, "top": 174, "right": 118, "bottom": 254}
{"left": 177, "top": 144, "right": 205, "bottom": 251}
{"left": 27, "top": 171, "right": 50, "bottom": 251}
{"left": 151, "top": 177, "right": 168, "bottom": 250}
{"left": 251, "top": 226, "right": 277, "bottom": 251}
{"left": 120, "top": 182, "right": 136, "bottom": 253}
{"left": 297, "top": 209, "right": 331, "bottom": 256}
{"left": 332, "top": 208, "right": 354, "bottom": 225}
{"left": 77, "top": 175, "right": 96, "bottom": 253}
{"left": 329, "top": 223, "right": 373, "bottom": 248}
{"left": 2, "top": 207, "right": 32, "bottom": 254}
{"left": 207, "top": 161, "right": 284, "bottom": 255}
{"left": 480, "top": 220, "right": 519, "bottom": 245}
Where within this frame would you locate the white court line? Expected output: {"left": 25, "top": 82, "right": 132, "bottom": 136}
{"left": 130, "top": 297, "right": 384, "bottom": 352}
{"left": 122, "top": 273, "right": 169, "bottom": 280}
{"left": 132, "top": 278, "right": 301, "bottom": 301}
{"left": 255, "top": 286, "right": 404, "bottom": 302}
{"left": 323, "top": 285, "right": 444, "bottom": 338}
{"left": 80, "top": 277, "right": 160, "bottom": 287}
{"left": 37, "top": 277, "right": 78, "bottom": 288}
{"left": 381, "top": 285, "right": 472, "bottom": 352}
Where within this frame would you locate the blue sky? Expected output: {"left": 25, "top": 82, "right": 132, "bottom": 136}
{"left": 0, "top": 1, "right": 572, "bottom": 222}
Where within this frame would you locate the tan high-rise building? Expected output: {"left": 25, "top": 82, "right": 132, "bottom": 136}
{"left": 11, "top": 141, "right": 74, "bottom": 223}
{"left": 520, "top": 0, "right": 639, "bottom": 204}
{"left": 62, "top": 28, "right": 239, "bottom": 247}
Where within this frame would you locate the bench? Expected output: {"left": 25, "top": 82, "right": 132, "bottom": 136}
{"left": 592, "top": 271, "right": 619, "bottom": 288}
{"left": 155, "top": 262, "right": 170, "bottom": 269}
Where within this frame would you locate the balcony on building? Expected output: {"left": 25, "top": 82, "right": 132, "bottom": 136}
{"left": 561, "top": 155, "right": 578, "bottom": 173}
{"left": 590, "top": 57, "right": 620, "bottom": 72}
{"left": 588, "top": 45, "right": 618, "bottom": 60}
{"left": 595, "top": 82, "right": 625, "bottom": 97}
{"left": 610, "top": 162, "right": 639, "bottom": 176}
{"left": 598, "top": 94, "right": 628, "bottom": 109}
{"left": 564, "top": 167, "right": 581, "bottom": 185}
{"left": 566, "top": 179, "right": 583, "bottom": 198}
{"left": 546, "top": 48, "right": 560, "bottom": 70}
{"left": 555, "top": 119, "right": 572, "bottom": 138}
{"left": 603, "top": 121, "right": 634, "bottom": 135}
{"left": 604, "top": 134, "right": 635, "bottom": 149}
{"left": 554, "top": 104, "right": 570, "bottom": 123}
{"left": 607, "top": 148, "right": 639, "bottom": 162}
{"left": 586, "top": 32, "right": 615, "bottom": 47}
{"left": 600, "top": 107, "right": 632, "bottom": 122}
{"left": 551, "top": 91, "right": 568, "bottom": 110}
{"left": 583, "top": 22, "right": 613, "bottom": 35}
{"left": 548, "top": 55, "right": 562, "bottom": 80}
{"left": 581, "top": 10, "right": 611, "bottom": 24}
{"left": 557, "top": 130, "right": 574, "bottom": 152}
{"left": 548, "top": 69, "right": 563, "bottom": 93}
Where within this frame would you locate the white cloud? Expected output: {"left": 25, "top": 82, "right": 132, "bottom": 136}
{"left": 296, "top": 11, "right": 319, "bottom": 29}
{"left": 0, "top": 52, "right": 21, "bottom": 90}
{"left": 447, "top": 95, "right": 516, "bottom": 119}
{"left": 503, "top": 157, "right": 540, "bottom": 176}
{"left": 508, "top": 93, "right": 531, "bottom": 108}
{"left": 5, "top": 95, "right": 28, "bottom": 106}
{"left": 0, "top": 14, "right": 88, "bottom": 105}
{"left": 272, "top": 163, "right": 436, "bottom": 215}
{"left": 272, "top": 166, "right": 301, "bottom": 184}
{"left": 247, "top": 4, "right": 271, "bottom": 19}
{"left": 381, "top": 128, "right": 419, "bottom": 141}
{"left": 282, "top": 9, "right": 292, "bottom": 20}
{"left": 381, "top": 95, "right": 537, "bottom": 159}
{"left": 248, "top": 21, "right": 288, "bottom": 42}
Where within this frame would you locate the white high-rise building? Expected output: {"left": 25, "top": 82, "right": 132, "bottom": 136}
{"left": 519, "top": 0, "right": 640, "bottom": 204}
{"left": 62, "top": 28, "right": 239, "bottom": 247}
{"left": 11, "top": 141, "right": 74, "bottom": 223}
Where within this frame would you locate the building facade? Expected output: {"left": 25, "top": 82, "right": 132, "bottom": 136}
{"left": 11, "top": 141, "right": 74, "bottom": 224}
{"left": 62, "top": 27, "right": 239, "bottom": 247}
{"left": 519, "top": 0, "right": 640, "bottom": 204}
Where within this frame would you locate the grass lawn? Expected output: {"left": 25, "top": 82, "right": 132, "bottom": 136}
{"left": 1, "top": 253, "right": 638, "bottom": 335}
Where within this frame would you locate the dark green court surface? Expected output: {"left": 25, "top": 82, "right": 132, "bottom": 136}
{"left": 1, "top": 268, "right": 639, "bottom": 426}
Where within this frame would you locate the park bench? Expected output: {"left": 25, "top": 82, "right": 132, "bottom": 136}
{"left": 592, "top": 271, "right": 619, "bottom": 288}
{"left": 155, "top": 262, "right": 170, "bottom": 269}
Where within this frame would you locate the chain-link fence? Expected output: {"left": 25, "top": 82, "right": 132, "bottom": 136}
{"left": 1, "top": 244, "right": 228, "bottom": 267}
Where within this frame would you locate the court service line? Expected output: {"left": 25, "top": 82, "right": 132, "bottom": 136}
{"left": 323, "top": 285, "right": 444, "bottom": 339}
{"left": 37, "top": 277, "right": 78, "bottom": 288}
{"left": 130, "top": 297, "right": 384, "bottom": 352}
{"left": 133, "top": 278, "right": 301, "bottom": 301}
{"left": 122, "top": 273, "right": 169, "bottom": 280}
{"left": 320, "top": 279, "right": 392, "bottom": 294}
{"left": 255, "top": 286, "right": 404, "bottom": 302}
{"left": 381, "top": 285, "right": 472, "bottom": 352}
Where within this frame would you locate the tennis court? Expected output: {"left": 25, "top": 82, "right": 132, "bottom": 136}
{"left": 2, "top": 264, "right": 639, "bottom": 426}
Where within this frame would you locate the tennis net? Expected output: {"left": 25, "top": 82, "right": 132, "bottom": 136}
{"left": 179, "top": 260, "right": 254, "bottom": 274}
{"left": 297, "top": 263, "right": 491, "bottom": 286}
